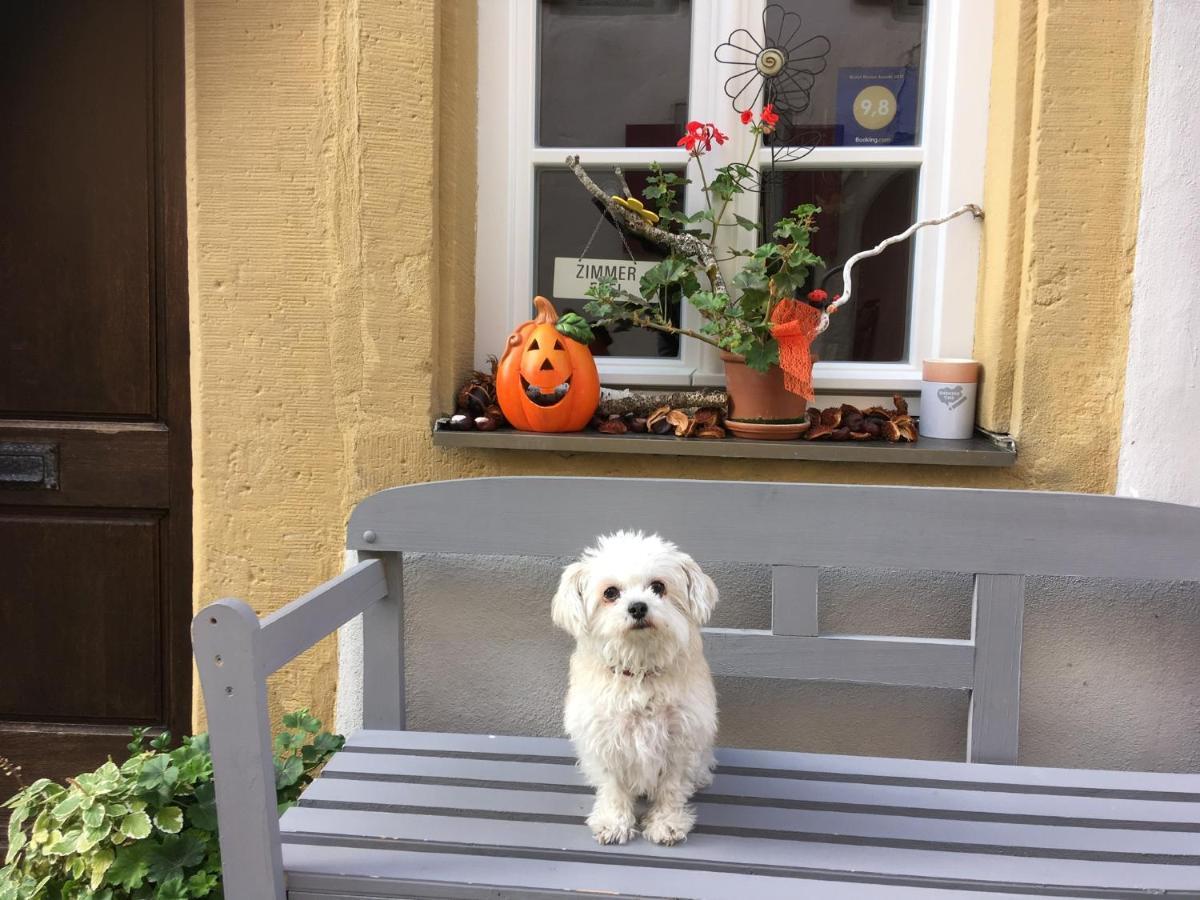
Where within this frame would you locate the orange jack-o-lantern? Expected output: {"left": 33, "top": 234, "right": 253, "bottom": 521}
{"left": 496, "top": 296, "right": 600, "bottom": 432}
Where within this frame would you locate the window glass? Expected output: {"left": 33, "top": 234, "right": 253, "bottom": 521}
{"left": 539, "top": 0, "right": 692, "bottom": 147}
{"left": 535, "top": 168, "right": 682, "bottom": 358}
{"left": 765, "top": 168, "right": 918, "bottom": 362}
{"left": 719, "top": 1, "right": 925, "bottom": 148}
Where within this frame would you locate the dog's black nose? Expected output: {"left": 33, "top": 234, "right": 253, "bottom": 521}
{"left": 627, "top": 601, "right": 648, "bottom": 620}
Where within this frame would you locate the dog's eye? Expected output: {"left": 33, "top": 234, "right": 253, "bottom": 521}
{"left": 649, "top": 580, "right": 666, "bottom": 597}
{"left": 602, "top": 586, "right": 621, "bottom": 602}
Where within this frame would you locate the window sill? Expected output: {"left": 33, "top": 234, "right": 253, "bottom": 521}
{"left": 432, "top": 425, "right": 1016, "bottom": 467}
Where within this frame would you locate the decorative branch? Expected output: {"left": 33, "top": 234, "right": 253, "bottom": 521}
{"left": 612, "top": 166, "right": 634, "bottom": 200}
{"left": 566, "top": 155, "right": 729, "bottom": 298}
{"left": 819, "top": 203, "right": 984, "bottom": 334}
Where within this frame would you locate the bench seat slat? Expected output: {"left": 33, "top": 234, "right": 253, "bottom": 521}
{"left": 321, "top": 749, "right": 1200, "bottom": 826}
{"left": 297, "top": 777, "right": 1200, "bottom": 856}
{"left": 344, "top": 730, "right": 1200, "bottom": 797}
{"left": 281, "top": 844, "right": 1053, "bottom": 900}
{"left": 278, "top": 806, "right": 1199, "bottom": 893}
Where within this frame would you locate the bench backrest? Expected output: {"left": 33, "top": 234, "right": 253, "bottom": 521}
{"left": 346, "top": 477, "right": 1200, "bottom": 764}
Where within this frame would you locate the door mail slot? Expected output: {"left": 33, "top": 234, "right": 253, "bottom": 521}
{"left": 0, "top": 442, "right": 59, "bottom": 489}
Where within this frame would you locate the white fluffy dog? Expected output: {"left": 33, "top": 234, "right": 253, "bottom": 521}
{"left": 552, "top": 531, "right": 718, "bottom": 846}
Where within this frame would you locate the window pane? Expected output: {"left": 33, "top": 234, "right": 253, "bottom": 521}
{"left": 720, "top": 1, "right": 925, "bottom": 148}
{"left": 535, "top": 169, "right": 682, "bottom": 359}
{"left": 539, "top": 0, "right": 691, "bottom": 148}
{"left": 765, "top": 169, "right": 918, "bottom": 362}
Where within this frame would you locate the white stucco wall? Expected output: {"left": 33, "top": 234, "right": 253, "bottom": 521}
{"left": 1117, "top": 0, "right": 1200, "bottom": 506}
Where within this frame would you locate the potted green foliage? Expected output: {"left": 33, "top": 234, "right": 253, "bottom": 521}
{"left": 569, "top": 106, "right": 834, "bottom": 432}
{"left": 1, "top": 710, "right": 342, "bottom": 900}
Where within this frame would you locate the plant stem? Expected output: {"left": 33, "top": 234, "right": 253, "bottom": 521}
{"left": 707, "top": 130, "right": 762, "bottom": 260}
{"left": 627, "top": 313, "right": 724, "bottom": 350}
{"left": 693, "top": 153, "right": 715, "bottom": 242}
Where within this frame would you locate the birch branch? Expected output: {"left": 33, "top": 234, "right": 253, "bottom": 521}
{"left": 566, "top": 155, "right": 729, "bottom": 298}
{"left": 819, "top": 203, "right": 984, "bottom": 334}
{"left": 612, "top": 166, "right": 634, "bottom": 199}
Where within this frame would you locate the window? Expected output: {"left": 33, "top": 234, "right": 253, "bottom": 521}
{"left": 477, "top": 0, "right": 993, "bottom": 392}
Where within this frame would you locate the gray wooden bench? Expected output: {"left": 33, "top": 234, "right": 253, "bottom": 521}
{"left": 193, "top": 477, "right": 1200, "bottom": 898}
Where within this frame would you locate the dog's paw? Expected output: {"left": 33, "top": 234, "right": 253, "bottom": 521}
{"left": 642, "top": 807, "right": 694, "bottom": 846}
{"left": 587, "top": 813, "right": 637, "bottom": 845}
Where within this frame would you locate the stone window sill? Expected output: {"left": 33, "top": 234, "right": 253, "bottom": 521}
{"left": 432, "top": 425, "right": 1016, "bottom": 467}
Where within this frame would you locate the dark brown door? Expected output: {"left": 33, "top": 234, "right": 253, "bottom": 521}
{"left": 0, "top": 1, "right": 190, "bottom": 798}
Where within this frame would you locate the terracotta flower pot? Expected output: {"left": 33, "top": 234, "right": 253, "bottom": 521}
{"left": 721, "top": 352, "right": 809, "bottom": 424}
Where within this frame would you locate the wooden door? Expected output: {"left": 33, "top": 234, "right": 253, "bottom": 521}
{"left": 0, "top": 1, "right": 190, "bottom": 799}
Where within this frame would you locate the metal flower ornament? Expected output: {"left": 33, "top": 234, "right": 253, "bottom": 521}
{"left": 715, "top": 4, "right": 830, "bottom": 154}
{"left": 715, "top": 5, "right": 830, "bottom": 120}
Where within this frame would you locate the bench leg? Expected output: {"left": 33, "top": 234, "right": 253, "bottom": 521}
{"left": 193, "top": 599, "right": 287, "bottom": 900}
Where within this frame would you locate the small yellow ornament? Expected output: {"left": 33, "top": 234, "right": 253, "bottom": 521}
{"left": 611, "top": 195, "right": 660, "bottom": 225}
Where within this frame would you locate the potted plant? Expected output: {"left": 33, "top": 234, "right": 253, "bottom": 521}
{"left": 569, "top": 106, "right": 834, "bottom": 437}
{"left": 568, "top": 107, "right": 982, "bottom": 439}
{"left": 0, "top": 710, "right": 342, "bottom": 899}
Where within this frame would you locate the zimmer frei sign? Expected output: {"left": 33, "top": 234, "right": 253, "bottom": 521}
{"left": 553, "top": 257, "right": 657, "bottom": 301}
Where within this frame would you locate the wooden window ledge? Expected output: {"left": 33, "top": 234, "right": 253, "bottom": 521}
{"left": 432, "top": 424, "right": 1016, "bottom": 467}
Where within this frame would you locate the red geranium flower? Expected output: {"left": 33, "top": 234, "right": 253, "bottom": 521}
{"left": 807, "top": 289, "right": 828, "bottom": 302}
{"left": 678, "top": 121, "right": 727, "bottom": 155}
{"left": 762, "top": 104, "right": 780, "bottom": 127}
{"left": 676, "top": 120, "right": 706, "bottom": 153}
{"left": 740, "top": 109, "right": 754, "bottom": 125}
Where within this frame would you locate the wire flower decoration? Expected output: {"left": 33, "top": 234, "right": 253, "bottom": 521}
{"left": 713, "top": 2, "right": 832, "bottom": 233}
{"left": 714, "top": 3, "right": 831, "bottom": 157}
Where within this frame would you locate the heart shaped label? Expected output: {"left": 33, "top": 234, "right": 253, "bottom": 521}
{"left": 937, "top": 384, "right": 967, "bottom": 411}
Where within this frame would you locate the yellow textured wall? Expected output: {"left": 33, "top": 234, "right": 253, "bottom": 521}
{"left": 187, "top": 0, "right": 1151, "bottom": 730}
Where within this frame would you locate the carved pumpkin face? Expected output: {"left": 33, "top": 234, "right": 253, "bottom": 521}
{"left": 496, "top": 296, "right": 600, "bottom": 432}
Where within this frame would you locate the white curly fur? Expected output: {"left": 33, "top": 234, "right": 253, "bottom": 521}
{"left": 552, "top": 532, "right": 718, "bottom": 846}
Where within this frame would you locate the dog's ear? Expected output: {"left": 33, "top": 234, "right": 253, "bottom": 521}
{"left": 680, "top": 554, "right": 719, "bottom": 625}
{"left": 551, "top": 561, "right": 589, "bottom": 637}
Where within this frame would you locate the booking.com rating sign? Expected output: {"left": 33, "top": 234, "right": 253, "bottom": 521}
{"left": 837, "top": 67, "right": 918, "bottom": 146}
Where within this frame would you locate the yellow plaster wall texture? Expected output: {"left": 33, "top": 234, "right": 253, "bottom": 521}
{"left": 187, "top": 0, "right": 1151, "bottom": 729}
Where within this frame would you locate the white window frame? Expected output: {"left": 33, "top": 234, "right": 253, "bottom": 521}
{"left": 476, "top": 0, "right": 993, "bottom": 393}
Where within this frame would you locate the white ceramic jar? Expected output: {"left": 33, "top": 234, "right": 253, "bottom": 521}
{"left": 919, "top": 359, "right": 979, "bottom": 440}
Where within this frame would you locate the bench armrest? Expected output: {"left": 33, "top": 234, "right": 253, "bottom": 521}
{"left": 191, "top": 558, "right": 388, "bottom": 900}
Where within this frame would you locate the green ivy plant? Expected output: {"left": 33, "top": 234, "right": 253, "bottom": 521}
{"left": 0, "top": 710, "right": 343, "bottom": 900}
{"left": 580, "top": 109, "right": 825, "bottom": 372}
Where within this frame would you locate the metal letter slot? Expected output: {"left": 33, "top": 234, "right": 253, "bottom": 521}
{"left": 0, "top": 442, "right": 59, "bottom": 489}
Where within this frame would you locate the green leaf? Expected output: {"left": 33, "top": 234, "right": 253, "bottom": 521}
{"left": 274, "top": 755, "right": 304, "bottom": 791}
{"left": 145, "top": 832, "right": 207, "bottom": 884}
{"left": 119, "top": 811, "right": 152, "bottom": 841}
{"left": 742, "top": 340, "right": 780, "bottom": 373}
{"left": 81, "top": 803, "right": 106, "bottom": 830}
{"left": 154, "top": 807, "right": 184, "bottom": 835}
{"left": 732, "top": 263, "right": 769, "bottom": 294}
{"left": 733, "top": 214, "right": 759, "bottom": 231}
{"left": 186, "top": 869, "right": 221, "bottom": 897}
{"left": 107, "top": 845, "right": 150, "bottom": 891}
{"left": 688, "top": 291, "right": 728, "bottom": 315}
{"left": 554, "top": 311, "right": 595, "bottom": 345}
{"left": 76, "top": 823, "right": 110, "bottom": 853}
{"left": 48, "top": 828, "right": 80, "bottom": 855}
{"left": 50, "top": 793, "right": 84, "bottom": 822}
{"left": 136, "top": 756, "right": 178, "bottom": 794}
{"left": 185, "top": 782, "right": 218, "bottom": 834}
{"left": 154, "top": 875, "right": 190, "bottom": 900}
{"left": 311, "top": 732, "right": 343, "bottom": 754}
{"left": 88, "top": 847, "right": 115, "bottom": 891}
